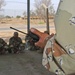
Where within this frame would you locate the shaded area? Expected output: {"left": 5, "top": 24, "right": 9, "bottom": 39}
{"left": 0, "top": 51, "right": 55, "bottom": 75}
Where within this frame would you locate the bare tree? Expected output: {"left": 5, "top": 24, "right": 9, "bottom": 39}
{"left": 30, "top": 10, "right": 36, "bottom": 17}
{"left": 0, "top": 0, "right": 6, "bottom": 21}
{"left": 0, "top": 0, "right": 5, "bottom": 9}
{"left": 34, "top": 0, "right": 54, "bottom": 22}
{"left": 23, "top": 11, "right": 27, "bottom": 17}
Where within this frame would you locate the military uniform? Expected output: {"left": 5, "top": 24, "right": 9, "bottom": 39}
{"left": 42, "top": 35, "right": 75, "bottom": 75}
{"left": 9, "top": 36, "right": 24, "bottom": 53}
{"left": 25, "top": 35, "right": 40, "bottom": 51}
{"left": 0, "top": 38, "right": 8, "bottom": 54}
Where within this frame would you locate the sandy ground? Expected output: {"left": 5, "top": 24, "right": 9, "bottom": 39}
{"left": 0, "top": 20, "right": 55, "bottom": 42}
{"left": 0, "top": 51, "right": 55, "bottom": 75}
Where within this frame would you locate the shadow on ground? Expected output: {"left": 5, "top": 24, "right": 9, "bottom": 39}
{"left": 0, "top": 50, "right": 55, "bottom": 75}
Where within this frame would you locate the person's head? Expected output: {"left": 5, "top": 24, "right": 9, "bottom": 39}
{"left": 13, "top": 32, "right": 18, "bottom": 38}
{"left": 44, "top": 31, "right": 49, "bottom": 34}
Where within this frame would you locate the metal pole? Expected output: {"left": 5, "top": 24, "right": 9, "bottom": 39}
{"left": 41, "top": 4, "right": 50, "bottom": 34}
{"left": 27, "top": 0, "right": 30, "bottom": 32}
{"left": 46, "top": 8, "right": 50, "bottom": 34}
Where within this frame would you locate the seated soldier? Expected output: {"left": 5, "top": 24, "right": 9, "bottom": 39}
{"left": 25, "top": 31, "right": 41, "bottom": 51}
{"left": 25, "top": 34, "right": 36, "bottom": 51}
{"left": 0, "top": 38, "right": 8, "bottom": 54}
{"left": 9, "top": 32, "right": 24, "bottom": 53}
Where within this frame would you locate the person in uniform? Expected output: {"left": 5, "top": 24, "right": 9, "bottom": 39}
{"left": 0, "top": 38, "right": 8, "bottom": 54}
{"left": 25, "top": 31, "right": 40, "bottom": 51}
{"left": 9, "top": 32, "right": 24, "bottom": 53}
{"left": 30, "top": 28, "right": 75, "bottom": 75}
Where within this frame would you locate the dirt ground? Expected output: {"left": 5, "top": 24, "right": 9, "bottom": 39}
{"left": 0, "top": 18, "right": 54, "bottom": 25}
{"left": 0, "top": 51, "right": 55, "bottom": 75}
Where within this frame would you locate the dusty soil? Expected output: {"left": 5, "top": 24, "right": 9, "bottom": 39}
{"left": 0, "top": 51, "right": 55, "bottom": 75}
{"left": 0, "top": 18, "right": 54, "bottom": 25}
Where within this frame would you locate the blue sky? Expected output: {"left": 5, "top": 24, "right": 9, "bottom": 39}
{"left": 2, "top": 0, "right": 60, "bottom": 16}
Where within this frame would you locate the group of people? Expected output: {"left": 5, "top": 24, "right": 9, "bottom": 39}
{"left": 0, "top": 32, "right": 25, "bottom": 54}
{"left": 0, "top": 31, "right": 43, "bottom": 55}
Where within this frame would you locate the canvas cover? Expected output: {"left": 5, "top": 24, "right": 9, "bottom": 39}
{"left": 54, "top": 0, "right": 75, "bottom": 54}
